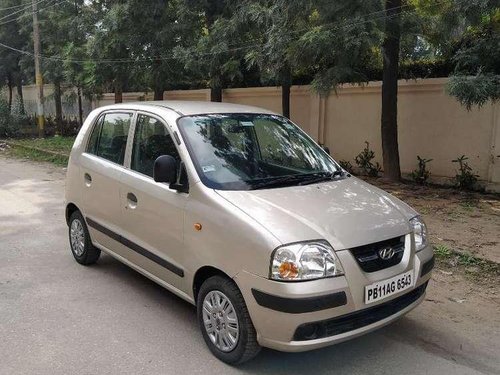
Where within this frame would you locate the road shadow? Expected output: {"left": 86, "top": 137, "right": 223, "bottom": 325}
{"left": 87, "top": 254, "right": 460, "bottom": 375}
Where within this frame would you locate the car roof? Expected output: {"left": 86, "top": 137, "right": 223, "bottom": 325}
{"left": 100, "top": 100, "right": 278, "bottom": 117}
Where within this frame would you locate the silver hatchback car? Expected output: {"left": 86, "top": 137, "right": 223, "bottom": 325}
{"left": 65, "top": 101, "right": 434, "bottom": 364}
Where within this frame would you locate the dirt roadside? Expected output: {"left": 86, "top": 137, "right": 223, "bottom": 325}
{"left": 365, "top": 177, "right": 500, "bottom": 265}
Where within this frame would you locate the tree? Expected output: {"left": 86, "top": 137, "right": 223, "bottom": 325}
{"left": 61, "top": 0, "right": 93, "bottom": 126}
{"left": 0, "top": 52, "right": 14, "bottom": 110}
{"left": 176, "top": 0, "right": 243, "bottom": 101}
{"left": 446, "top": 5, "right": 499, "bottom": 109}
{"left": 407, "top": 0, "right": 499, "bottom": 109}
{"left": 85, "top": 0, "right": 136, "bottom": 103}
{"left": 0, "top": 0, "right": 30, "bottom": 113}
{"left": 381, "top": 0, "right": 403, "bottom": 181}
{"left": 37, "top": 1, "right": 82, "bottom": 134}
{"left": 295, "top": 1, "right": 381, "bottom": 93}
{"left": 128, "top": 0, "right": 194, "bottom": 100}
{"left": 235, "top": 0, "right": 313, "bottom": 118}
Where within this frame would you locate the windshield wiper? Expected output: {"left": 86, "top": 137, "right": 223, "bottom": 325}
{"left": 297, "top": 170, "right": 345, "bottom": 186}
{"left": 249, "top": 171, "right": 345, "bottom": 190}
{"left": 248, "top": 175, "right": 311, "bottom": 190}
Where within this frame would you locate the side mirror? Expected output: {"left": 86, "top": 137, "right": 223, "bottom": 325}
{"left": 154, "top": 155, "right": 177, "bottom": 184}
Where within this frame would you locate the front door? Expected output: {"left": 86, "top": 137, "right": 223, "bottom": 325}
{"left": 118, "top": 113, "right": 188, "bottom": 291}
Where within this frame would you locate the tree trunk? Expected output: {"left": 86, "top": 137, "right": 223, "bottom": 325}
{"left": 115, "top": 81, "right": 123, "bottom": 103}
{"left": 16, "top": 77, "right": 25, "bottom": 114}
{"left": 154, "top": 86, "right": 164, "bottom": 100}
{"left": 281, "top": 66, "right": 292, "bottom": 119}
{"left": 381, "top": 0, "right": 402, "bottom": 181}
{"left": 282, "top": 82, "right": 291, "bottom": 119}
{"left": 54, "top": 81, "right": 63, "bottom": 135}
{"left": 210, "top": 85, "right": 222, "bottom": 102}
{"left": 77, "top": 87, "right": 83, "bottom": 127}
{"left": 7, "top": 74, "right": 13, "bottom": 110}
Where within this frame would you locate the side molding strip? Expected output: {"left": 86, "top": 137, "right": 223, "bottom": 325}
{"left": 86, "top": 217, "right": 184, "bottom": 278}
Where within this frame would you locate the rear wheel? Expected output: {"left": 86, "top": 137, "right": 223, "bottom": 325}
{"left": 68, "top": 211, "right": 100, "bottom": 265}
{"left": 197, "top": 276, "right": 261, "bottom": 365}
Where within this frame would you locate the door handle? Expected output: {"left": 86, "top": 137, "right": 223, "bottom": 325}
{"left": 126, "top": 192, "right": 138, "bottom": 209}
{"left": 84, "top": 173, "right": 92, "bottom": 187}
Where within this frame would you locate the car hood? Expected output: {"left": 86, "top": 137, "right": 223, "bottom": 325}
{"left": 215, "top": 177, "right": 417, "bottom": 250}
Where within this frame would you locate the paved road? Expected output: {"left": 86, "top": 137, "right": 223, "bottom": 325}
{"left": 0, "top": 156, "right": 498, "bottom": 375}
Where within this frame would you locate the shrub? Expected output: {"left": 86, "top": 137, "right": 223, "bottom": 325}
{"left": 9, "top": 97, "right": 30, "bottom": 137}
{"left": 452, "top": 155, "right": 478, "bottom": 190}
{"left": 338, "top": 159, "right": 354, "bottom": 174}
{"left": 355, "top": 141, "right": 381, "bottom": 177}
{"left": 0, "top": 97, "right": 21, "bottom": 138}
{"left": 411, "top": 156, "right": 433, "bottom": 185}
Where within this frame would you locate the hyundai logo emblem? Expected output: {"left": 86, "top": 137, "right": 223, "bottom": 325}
{"left": 378, "top": 247, "right": 395, "bottom": 260}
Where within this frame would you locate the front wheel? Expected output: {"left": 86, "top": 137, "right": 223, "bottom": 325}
{"left": 197, "top": 276, "right": 261, "bottom": 365}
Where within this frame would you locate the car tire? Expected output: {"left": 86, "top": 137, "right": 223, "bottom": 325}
{"left": 68, "top": 211, "right": 101, "bottom": 265}
{"left": 197, "top": 275, "right": 261, "bottom": 365}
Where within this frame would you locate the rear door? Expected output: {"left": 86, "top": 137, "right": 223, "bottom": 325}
{"left": 81, "top": 111, "right": 134, "bottom": 252}
{"left": 118, "top": 113, "right": 188, "bottom": 291}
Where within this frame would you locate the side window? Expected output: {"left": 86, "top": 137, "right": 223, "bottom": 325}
{"left": 86, "top": 116, "right": 103, "bottom": 155}
{"left": 131, "top": 114, "right": 181, "bottom": 178}
{"left": 87, "top": 112, "right": 132, "bottom": 165}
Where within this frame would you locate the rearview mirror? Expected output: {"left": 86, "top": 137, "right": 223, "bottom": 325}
{"left": 154, "top": 155, "right": 177, "bottom": 184}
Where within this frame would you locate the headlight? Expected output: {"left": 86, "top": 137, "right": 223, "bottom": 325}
{"left": 270, "top": 241, "right": 344, "bottom": 281}
{"left": 410, "top": 216, "right": 427, "bottom": 252}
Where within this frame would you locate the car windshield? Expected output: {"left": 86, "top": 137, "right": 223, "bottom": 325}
{"left": 177, "top": 113, "right": 343, "bottom": 190}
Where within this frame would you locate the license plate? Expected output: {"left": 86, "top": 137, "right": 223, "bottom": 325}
{"left": 365, "top": 270, "right": 414, "bottom": 305}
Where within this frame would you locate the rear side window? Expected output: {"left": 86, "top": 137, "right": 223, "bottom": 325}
{"left": 86, "top": 112, "right": 132, "bottom": 165}
{"left": 131, "top": 114, "right": 180, "bottom": 178}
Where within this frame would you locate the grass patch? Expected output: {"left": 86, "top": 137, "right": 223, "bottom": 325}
{"left": 434, "top": 244, "right": 452, "bottom": 257}
{"left": 2, "top": 136, "right": 75, "bottom": 166}
{"left": 5, "top": 145, "right": 69, "bottom": 166}
{"left": 434, "top": 244, "right": 500, "bottom": 283}
{"left": 10, "top": 136, "right": 75, "bottom": 153}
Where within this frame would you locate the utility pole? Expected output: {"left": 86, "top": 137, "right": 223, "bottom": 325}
{"left": 32, "top": 0, "right": 45, "bottom": 138}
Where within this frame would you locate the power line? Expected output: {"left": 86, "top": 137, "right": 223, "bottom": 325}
{"left": 0, "top": 0, "right": 48, "bottom": 22}
{"left": 0, "top": 2, "right": 31, "bottom": 12}
{"left": 0, "top": 0, "right": 463, "bottom": 65}
{"left": 0, "top": 0, "right": 58, "bottom": 26}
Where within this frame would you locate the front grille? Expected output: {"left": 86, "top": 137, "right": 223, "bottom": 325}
{"left": 350, "top": 236, "right": 405, "bottom": 273}
{"left": 293, "top": 282, "right": 428, "bottom": 341}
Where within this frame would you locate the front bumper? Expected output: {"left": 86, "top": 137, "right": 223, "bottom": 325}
{"left": 234, "top": 244, "right": 434, "bottom": 352}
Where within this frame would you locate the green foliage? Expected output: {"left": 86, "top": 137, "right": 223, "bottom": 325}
{"left": 0, "top": 96, "right": 24, "bottom": 138}
{"left": 355, "top": 141, "right": 381, "bottom": 177}
{"left": 452, "top": 155, "right": 479, "bottom": 190}
{"left": 0, "top": 0, "right": 498, "bottom": 112}
{"left": 237, "top": 1, "right": 310, "bottom": 85}
{"left": 447, "top": 72, "right": 499, "bottom": 110}
{"left": 0, "top": 96, "right": 13, "bottom": 137}
{"left": 0, "top": 0, "right": 29, "bottom": 106}
{"left": 434, "top": 244, "right": 452, "bottom": 258}
{"left": 175, "top": 0, "right": 244, "bottom": 94}
{"left": 411, "top": 155, "right": 433, "bottom": 184}
{"left": 444, "top": 3, "right": 499, "bottom": 109}
{"left": 293, "top": 1, "right": 382, "bottom": 96}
